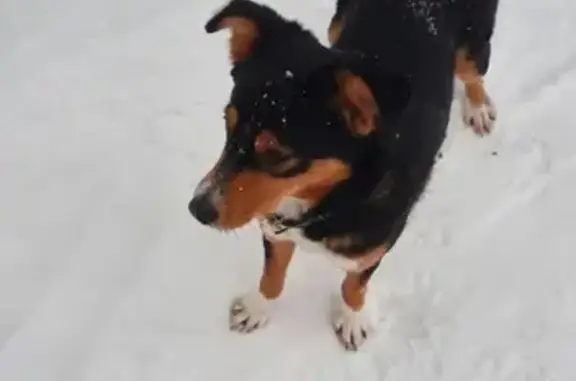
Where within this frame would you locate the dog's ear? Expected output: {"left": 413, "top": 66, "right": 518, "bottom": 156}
{"left": 335, "top": 69, "right": 412, "bottom": 137}
{"left": 205, "top": 0, "right": 290, "bottom": 63}
{"left": 335, "top": 70, "right": 380, "bottom": 137}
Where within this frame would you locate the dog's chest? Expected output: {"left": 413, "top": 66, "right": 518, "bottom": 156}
{"left": 259, "top": 197, "right": 359, "bottom": 272}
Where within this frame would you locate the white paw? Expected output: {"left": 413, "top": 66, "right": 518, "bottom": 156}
{"left": 229, "top": 291, "right": 270, "bottom": 333}
{"left": 462, "top": 94, "right": 497, "bottom": 136}
{"left": 331, "top": 296, "right": 377, "bottom": 351}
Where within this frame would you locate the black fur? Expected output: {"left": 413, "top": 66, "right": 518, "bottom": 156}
{"left": 302, "top": 0, "right": 500, "bottom": 254}
{"left": 202, "top": 0, "right": 499, "bottom": 255}
{"left": 262, "top": 236, "right": 272, "bottom": 261}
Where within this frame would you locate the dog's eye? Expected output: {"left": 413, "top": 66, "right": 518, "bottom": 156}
{"left": 251, "top": 130, "right": 302, "bottom": 176}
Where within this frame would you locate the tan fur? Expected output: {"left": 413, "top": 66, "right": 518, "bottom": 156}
{"left": 455, "top": 48, "right": 487, "bottom": 107}
{"left": 225, "top": 105, "right": 239, "bottom": 132}
{"left": 328, "top": 19, "right": 343, "bottom": 46}
{"left": 356, "top": 245, "right": 387, "bottom": 272}
{"left": 340, "top": 245, "right": 387, "bottom": 311}
{"left": 216, "top": 17, "right": 259, "bottom": 63}
{"left": 216, "top": 159, "right": 351, "bottom": 230}
{"left": 341, "top": 273, "right": 366, "bottom": 311}
{"left": 335, "top": 70, "right": 380, "bottom": 137}
{"left": 259, "top": 240, "right": 295, "bottom": 299}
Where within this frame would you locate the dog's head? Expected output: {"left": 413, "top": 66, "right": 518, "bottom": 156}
{"left": 189, "top": 0, "right": 410, "bottom": 230}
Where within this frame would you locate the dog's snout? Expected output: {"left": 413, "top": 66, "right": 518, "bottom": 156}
{"left": 189, "top": 194, "right": 219, "bottom": 225}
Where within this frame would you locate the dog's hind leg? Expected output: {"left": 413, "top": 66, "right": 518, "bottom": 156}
{"left": 332, "top": 256, "right": 382, "bottom": 351}
{"left": 455, "top": 47, "right": 497, "bottom": 136}
{"left": 455, "top": 0, "right": 500, "bottom": 136}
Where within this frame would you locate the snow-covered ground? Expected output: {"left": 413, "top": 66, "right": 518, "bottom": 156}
{"left": 1, "top": 0, "right": 575, "bottom": 379}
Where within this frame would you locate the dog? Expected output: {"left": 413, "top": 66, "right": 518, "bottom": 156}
{"left": 189, "top": 0, "right": 499, "bottom": 351}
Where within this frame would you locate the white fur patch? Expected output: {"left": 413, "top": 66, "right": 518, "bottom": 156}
{"left": 259, "top": 197, "right": 360, "bottom": 272}
{"left": 331, "top": 293, "right": 377, "bottom": 351}
{"left": 229, "top": 291, "right": 270, "bottom": 333}
{"left": 462, "top": 93, "right": 497, "bottom": 136}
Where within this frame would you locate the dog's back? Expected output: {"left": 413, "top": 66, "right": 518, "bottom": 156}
{"left": 329, "top": 0, "right": 500, "bottom": 160}
{"left": 332, "top": 0, "right": 498, "bottom": 100}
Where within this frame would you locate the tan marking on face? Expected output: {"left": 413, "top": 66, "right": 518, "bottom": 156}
{"left": 217, "top": 16, "right": 259, "bottom": 63}
{"left": 216, "top": 159, "right": 351, "bottom": 230}
{"left": 259, "top": 240, "right": 295, "bottom": 300}
{"left": 335, "top": 70, "right": 380, "bottom": 137}
{"left": 455, "top": 48, "right": 487, "bottom": 107}
{"left": 295, "top": 181, "right": 341, "bottom": 206}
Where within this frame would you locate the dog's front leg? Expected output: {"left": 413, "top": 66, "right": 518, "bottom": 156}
{"left": 332, "top": 248, "right": 386, "bottom": 351}
{"left": 229, "top": 237, "right": 294, "bottom": 333}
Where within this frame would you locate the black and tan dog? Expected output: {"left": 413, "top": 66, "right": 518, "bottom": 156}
{"left": 189, "top": 0, "right": 499, "bottom": 350}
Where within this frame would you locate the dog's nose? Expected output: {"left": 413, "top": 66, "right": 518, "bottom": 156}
{"left": 188, "top": 195, "right": 219, "bottom": 225}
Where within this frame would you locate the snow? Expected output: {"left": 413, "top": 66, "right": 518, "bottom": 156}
{"left": 1, "top": 0, "right": 575, "bottom": 379}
